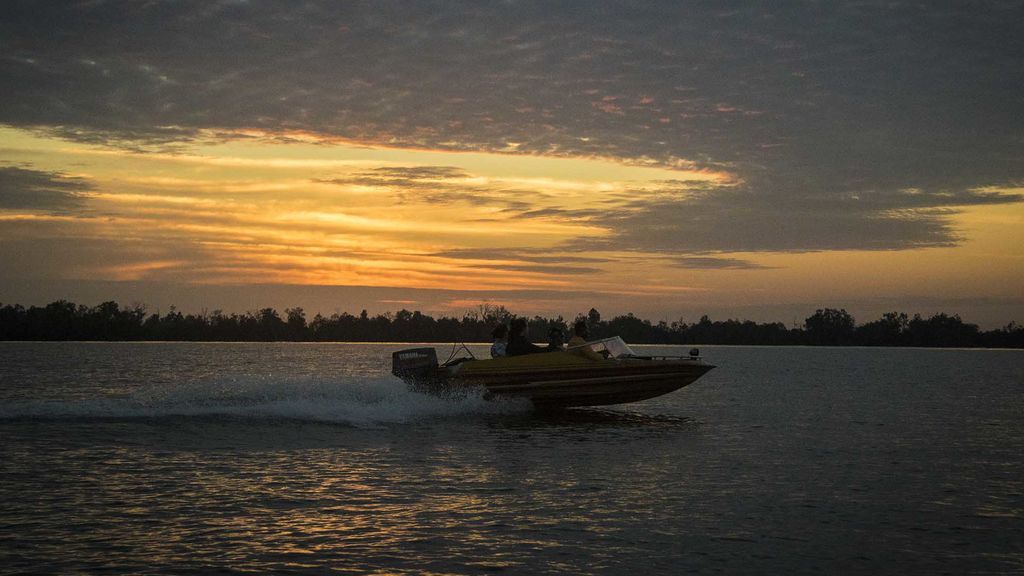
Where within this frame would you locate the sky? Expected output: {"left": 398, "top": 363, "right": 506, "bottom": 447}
{"left": 1, "top": 1, "right": 1022, "bottom": 328}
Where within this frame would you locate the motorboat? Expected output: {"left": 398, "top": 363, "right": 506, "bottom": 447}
{"left": 391, "top": 337, "right": 715, "bottom": 409}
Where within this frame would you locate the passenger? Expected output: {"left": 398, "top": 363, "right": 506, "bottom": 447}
{"left": 545, "top": 326, "right": 565, "bottom": 351}
{"left": 505, "top": 317, "right": 546, "bottom": 356}
{"left": 567, "top": 320, "right": 605, "bottom": 361}
{"left": 490, "top": 324, "right": 508, "bottom": 358}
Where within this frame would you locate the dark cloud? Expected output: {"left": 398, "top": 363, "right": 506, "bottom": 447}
{"left": 589, "top": 181, "right": 1024, "bottom": 253}
{"left": 0, "top": 166, "right": 92, "bottom": 211}
{"left": 34, "top": 125, "right": 201, "bottom": 153}
{"left": 2, "top": 0, "right": 1023, "bottom": 251}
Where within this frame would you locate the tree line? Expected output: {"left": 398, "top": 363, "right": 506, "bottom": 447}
{"left": 0, "top": 300, "right": 1022, "bottom": 348}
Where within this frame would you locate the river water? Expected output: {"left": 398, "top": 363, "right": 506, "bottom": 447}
{"left": 1, "top": 343, "right": 1022, "bottom": 574}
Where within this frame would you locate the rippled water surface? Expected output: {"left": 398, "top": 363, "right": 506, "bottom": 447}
{"left": 1, "top": 343, "right": 1022, "bottom": 574}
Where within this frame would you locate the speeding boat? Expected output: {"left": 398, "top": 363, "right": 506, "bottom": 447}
{"left": 391, "top": 337, "right": 714, "bottom": 409}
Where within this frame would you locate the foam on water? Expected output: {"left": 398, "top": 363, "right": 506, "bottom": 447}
{"left": 0, "top": 375, "right": 531, "bottom": 426}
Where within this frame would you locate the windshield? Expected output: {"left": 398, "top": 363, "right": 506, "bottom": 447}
{"left": 568, "top": 336, "right": 636, "bottom": 358}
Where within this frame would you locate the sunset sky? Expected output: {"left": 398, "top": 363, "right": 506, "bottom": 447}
{"left": 1, "top": 1, "right": 1022, "bottom": 327}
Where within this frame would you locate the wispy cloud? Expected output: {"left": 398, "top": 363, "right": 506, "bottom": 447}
{"left": 671, "top": 256, "right": 770, "bottom": 270}
{"left": 433, "top": 248, "right": 613, "bottom": 265}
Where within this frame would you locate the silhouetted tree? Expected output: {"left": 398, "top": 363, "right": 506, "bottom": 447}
{"left": 284, "top": 307, "right": 306, "bottom": 341}
{"left": 804, "top": 308, "right": 856, "bottom": 345}
{"left": 856, "top": 311, "right": 909, "bottom": 346}
{"left": 906, "top": 313, "right": 980, "bottom": 348}
{"left": 254, "top": 308, "right": 286, "bottom": 341}
{"left": 0, "top": 299, "right": 1018, "bottom": 347}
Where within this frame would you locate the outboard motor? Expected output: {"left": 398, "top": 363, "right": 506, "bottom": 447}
{"left": 391, "top": 347, "right": 439, "bottom": 381}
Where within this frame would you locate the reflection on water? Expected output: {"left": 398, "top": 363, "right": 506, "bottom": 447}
{"left": 498, "top": 407, "right": 696, "bottom": 433}
{"left": 1, "top": 343, "right": 1022, "bottom": 574}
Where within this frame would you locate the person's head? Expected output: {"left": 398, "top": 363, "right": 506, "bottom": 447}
{"left": 510, "top": 317, "right": 528, "bottom": 336}
{"left": 547, "top": 326, "right": 564, "bottom": 346}
{"left": 491, "top": 324, "right": 508, "bottom": 340}
{"left": 574, "top": 320, "right": 589, "bottom": 339}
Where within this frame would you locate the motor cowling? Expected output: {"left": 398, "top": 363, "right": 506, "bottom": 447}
{"left": 391, "top": 347, "right": 439, "bottom": 379}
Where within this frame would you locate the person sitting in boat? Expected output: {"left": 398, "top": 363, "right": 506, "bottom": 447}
{"left": 545, "top": 326, "right": 565, "bottom": 351}
{"left": 505, "top": 317, "right": 547, "bottom": 356}
{"left": 490, "top": 324, "right": 508, "bottom": 358}
{"left": 567, "top": 320, "right": 606, "bottom": 361}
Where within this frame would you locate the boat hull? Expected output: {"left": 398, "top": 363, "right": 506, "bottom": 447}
{"left": 484, "top": 366, "right": 714, "bottom": 408}
{"left": 402, "top": 351, "right": 715, "bottom": 408}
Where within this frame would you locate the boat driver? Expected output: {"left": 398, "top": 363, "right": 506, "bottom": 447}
{"left": 505, "top": 317, "right": 547, "bottom": 356}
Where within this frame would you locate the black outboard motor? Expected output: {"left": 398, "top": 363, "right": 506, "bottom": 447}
{"left": 391, "top": 347, "right": 439, "bottom": 381}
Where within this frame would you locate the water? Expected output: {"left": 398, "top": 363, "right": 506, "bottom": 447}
{"left": 1, "top": 343, "right": 1022, "bottom": 575}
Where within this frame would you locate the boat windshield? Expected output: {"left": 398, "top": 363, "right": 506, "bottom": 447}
{"left": 568, "top": 336, "right": 636, "bottom": 358}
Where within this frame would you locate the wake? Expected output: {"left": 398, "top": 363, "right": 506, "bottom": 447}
{"left": 0, "top": 375, "right": 531, "bottom": 426}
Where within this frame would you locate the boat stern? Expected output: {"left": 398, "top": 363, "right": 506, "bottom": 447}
{"left": 391, "top": 347, "right": 439, "bottom": 382}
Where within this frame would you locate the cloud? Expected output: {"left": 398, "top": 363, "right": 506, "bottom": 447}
{"left": 319, "top": 166, "right": 472, "bottom": 189}
{"left": 0, "top": 166, "right": 93, "bottom": 211}
{"left": 1, "top": 1, "right": 1022, "bottom": 253}
{"left": 461, "top": 263, "right": 602, "bottom": 276}
{"left": 430, "top": 248, "right": 610, "bottom": 277}
{"left": 323, "top": 164, "right": 1023, "bottom": 253}
{"left": 671, "top": 256, "right": 769, "bottom": 270}
{"left": 320, "top": 164, "right": 549, "bottom": 214}
{"left": 0, "top": 216, "right": 215, "bottom": 281}
{"left": 434, "top": 248, "right": 613, "bottom": 265}
{"left": 583, "top": 180, "right": 1024, "bottom": 253}
{"left": 4, "top": 2, "right": 1021, "bottom": 167}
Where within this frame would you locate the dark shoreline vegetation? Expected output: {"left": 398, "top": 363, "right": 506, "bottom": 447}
{"left": 1, "top": 300, "right": 1022, "bottom": 348}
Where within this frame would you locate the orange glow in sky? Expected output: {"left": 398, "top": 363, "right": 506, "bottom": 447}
{"left": 2, "top": 125, "right": 1022, "bottom": 326}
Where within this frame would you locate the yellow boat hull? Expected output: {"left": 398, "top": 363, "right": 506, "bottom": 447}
{"left": 399, "top": 351, "right": 714, "bottom": 408}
